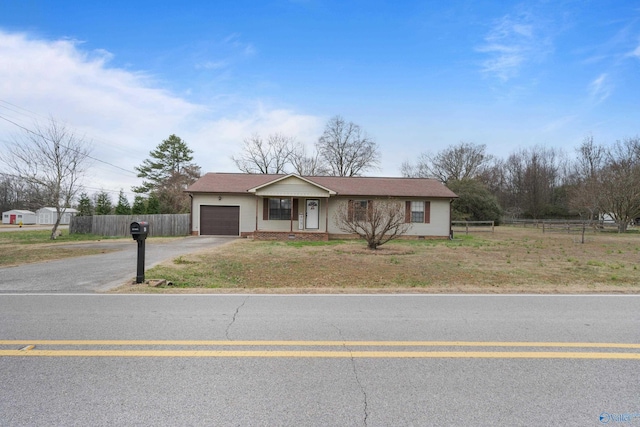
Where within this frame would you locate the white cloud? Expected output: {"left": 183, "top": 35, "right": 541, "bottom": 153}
{"left": 195, "top": 60, "right": 230, "bottom": 70}
{"left": 588, "top": 73, "right": 612, "bottom": 105}
{"left": 221, "top": 33, "right": 256, "bottom": 57}
{"left": 478, "top": 10, "right": 551, "bottom": 82}
{"left": 541, "top": 115, "right": 578, "bottom": 133}
{"left": 0, "top": 30, "right": 321, "bottom": 196}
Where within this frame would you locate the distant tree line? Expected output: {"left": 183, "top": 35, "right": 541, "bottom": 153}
{"left": 401, "top": 137, "right": 640, "bottom": 231}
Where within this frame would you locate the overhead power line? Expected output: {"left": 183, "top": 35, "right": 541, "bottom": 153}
{"left": 0, "top": 98, "right": 151, "bottom": 159}
{"left": 0, "top": 113, "right": 138, "bottom": 177}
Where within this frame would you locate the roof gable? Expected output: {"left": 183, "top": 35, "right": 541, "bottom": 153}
{"left": 248, "top": 174, "right": 336, "bottom": 197}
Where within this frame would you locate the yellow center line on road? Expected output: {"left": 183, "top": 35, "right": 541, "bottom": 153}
{"left": 0, "top": 349, "right": 639, "bottom": 359}
{"left": 0, "top": 340, "right": 639, "bottom": 359}
{"left": 1, "top": 340, "right": 639, "bottom": 349}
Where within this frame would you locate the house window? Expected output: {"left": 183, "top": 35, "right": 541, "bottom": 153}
{"left": 269, "top": 198, "right": 291, "bottom": 220}
{"left": 405, "top": 200, "right": 430, "bottom": 223}
{"left": 349, "top": 200, "right": 369, "bottom": 221}
{"left": 411, "top": 201, "right": 424, "bottom": 223}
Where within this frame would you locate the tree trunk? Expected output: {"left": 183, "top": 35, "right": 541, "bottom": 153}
{"left": 50, "top": 217, "right": 62, "bottom": 240}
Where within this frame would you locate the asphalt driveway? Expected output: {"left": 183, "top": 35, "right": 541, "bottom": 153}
{"left": 0, "top": 236, "right": 236, "bottom": 293}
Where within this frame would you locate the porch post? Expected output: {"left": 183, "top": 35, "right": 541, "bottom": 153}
{"left": 255, "top": 197, "right": 259, "bottom": 232}
{"left": 325, "top": 197, "right": 329, "bottom": 233}
{"left": 290, "top": 196, "right": 294, "bottom": 232}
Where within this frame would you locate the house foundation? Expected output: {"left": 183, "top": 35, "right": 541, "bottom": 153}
{"left": 252, "top": 231, "right": 329, "bottom": 241}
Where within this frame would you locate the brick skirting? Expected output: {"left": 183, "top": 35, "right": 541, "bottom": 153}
{"left": 252, "top": 231, "right": 329, "bottom": 241}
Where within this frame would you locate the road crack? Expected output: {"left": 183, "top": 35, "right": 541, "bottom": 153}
{"left": 225, "top": 296, "right": 248, "bottom": 340}
{"left": 332, "top": 324, "right": 369, "bottom": 427}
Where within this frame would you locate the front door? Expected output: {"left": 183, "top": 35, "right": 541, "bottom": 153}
{"left": 305, "top": 199, "right": 319, "bottom": 229}
{"left": 10, "top": 214, "right": 16, "bottom": 225}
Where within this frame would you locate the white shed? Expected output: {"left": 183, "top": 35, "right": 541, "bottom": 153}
{"left": 2, "top": 209, "right": 37, "bottom": 225}
{"left": 36, "top": 207, "right": 79, "bottom": 225}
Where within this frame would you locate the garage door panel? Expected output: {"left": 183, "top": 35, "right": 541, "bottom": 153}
{"left": 200, "top": 206, "right": 240, "bottom": 236}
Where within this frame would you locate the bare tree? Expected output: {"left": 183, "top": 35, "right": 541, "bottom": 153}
{"left": 232, "top": 133, "right": 295, "bottom": 174}
{"left": 333, "top": 199, "right": 409, "bottom": 249}
{"left": 401, "top": 142, "right": 493, "bottom": 184}
{"left": 400, "top": 153, "right": 432, "bottom": 179}
{"left": 290, "top": 143, "right": 330, "bottom": 176}
{"left": 501, "top": 146, "right": 565, "bottom": 219}
{"left": 317, "top": 116, "right": 379, "bottom": 177}
{"left": 0, "top": 119, "right": 91, "bottom": 239}
{"left": 597, "top": 137, "right": 640, "bottom": 232}
{"left": 567, "top": 136, "right": 605, "bottom": 221}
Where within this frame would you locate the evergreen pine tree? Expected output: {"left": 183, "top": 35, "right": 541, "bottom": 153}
{"left": 132, "top": 134, "right": 200, "bottom": 213}
{"left": 76, "top": 192, "right": 93, "bottom": 216}
{"left": 115, "top": 190, "right": 132, "bottom": 215}
{"left": 146, "top": 193, "right": 161, "bottom": 214}
{"left": 94, "top": 191, "right": 113, "bottom": 215}
{"left": 131, "top": 195, "right": 147, "bottom": 215}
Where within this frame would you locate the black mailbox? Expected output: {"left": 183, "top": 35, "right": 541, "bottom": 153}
{"left": 130, "top": 221, "right": 149, "bottom": 240}
{"left": 130, "top": 221, "right": 149, "bottom": 284}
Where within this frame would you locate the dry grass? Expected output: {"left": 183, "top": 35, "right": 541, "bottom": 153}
{"left": 120, "top": 227, "right": 640, "bottom": 293}
{"left": 0, "top": 244, "right": 118, "bottom": 267}
{"left": 0, "top": 230, "right": 125, "bottom": 267}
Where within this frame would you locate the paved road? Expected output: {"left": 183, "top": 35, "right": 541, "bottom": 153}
{"left": 0, "top": 236, "right": 236, "bottom": 292}
{"left": 1, "top": 294, "right": 639, "bottom": 426}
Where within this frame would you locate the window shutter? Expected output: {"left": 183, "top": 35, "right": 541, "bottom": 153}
{"left": 405, "top": 201, "right": 411, "bottom": 223}
{"left": 292, "top": 199, "right": 298, "bottom": 218}
{"left": 263, "top": 198, "right": 269, "bottom": 221}
{"left": 347, "top": 200, "right": 354, "bottom": 221}
{"left": 367, "top": 200, "right": 373, "bottom": 221}
{"left": 424, "top": 201, "right": 431, "bottom": 223}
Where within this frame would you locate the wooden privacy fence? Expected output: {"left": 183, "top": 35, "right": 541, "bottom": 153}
{"left": 451, "top": 221, "right": 495, "bottom": 234}
{"left": 70, "top": 214, "right": 190, "bottom": 237}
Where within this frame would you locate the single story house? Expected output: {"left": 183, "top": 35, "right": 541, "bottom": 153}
{"left": 186, "top": 173, "right": 458, "bottom": 240}
{"left": 36, "top": 207, "right": 79, "bottom": 225}
{"left": 2, "top": 209, "right": 37, "bottom": 225}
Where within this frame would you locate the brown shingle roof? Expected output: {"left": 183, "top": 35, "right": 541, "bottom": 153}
{"left": 186, "top": 173, "right": 457, "bottom": 198}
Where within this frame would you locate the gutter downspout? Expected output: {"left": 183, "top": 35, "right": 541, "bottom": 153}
{"left": 325, "top": 196, "right": 330, "bottom": 236}
{"left": 449, "top": 199, "right": 454, "bottom": 240}
{"left": 188, "top": 193, "right": 194, "bottom": 236}
{"left": 255, "top": 197, "right": 259, "bottom": 234}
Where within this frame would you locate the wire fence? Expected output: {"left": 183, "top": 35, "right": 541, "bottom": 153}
{"left": 451, "top": 221, "right": 495, "bottom": 234}
{"left": 502, "top": 219, "right": 622, "bottom": 233}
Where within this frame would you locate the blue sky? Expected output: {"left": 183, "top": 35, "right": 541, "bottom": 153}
{"left": 0, "top": 1, "right": 639, "bottom": 197}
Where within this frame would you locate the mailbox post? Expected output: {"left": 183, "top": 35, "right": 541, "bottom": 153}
{"left": 130, "top": 221, "right": 149, "bottom": 283}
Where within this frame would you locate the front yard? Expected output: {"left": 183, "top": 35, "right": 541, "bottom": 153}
{"left": 0, "top": 229, "right": 126, "bottom": 267}
{"left": 123, "top": 227, "right": 640, "bottom": 293}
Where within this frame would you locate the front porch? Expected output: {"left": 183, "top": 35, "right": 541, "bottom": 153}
{"left": 249, "top": 175, "right": 335, "bottom": 241}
